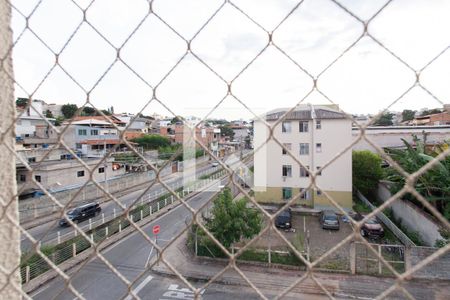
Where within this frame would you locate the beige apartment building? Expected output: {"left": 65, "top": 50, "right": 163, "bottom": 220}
{"left": 253, "top": 105, "right": 353, "bottom": 210}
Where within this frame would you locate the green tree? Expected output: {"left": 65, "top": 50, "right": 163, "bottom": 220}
{"left": 373, "top": 112, "right": 394, "bottom": 126}
{"left": 352, "top": 150, "right": 384, "bottom": 196}
{"left": 385, "top": 137, "right": 450, "bottom": 219}
{"left": 16, "top": 97, "right": 29, "bottom": 108}
{"left": 420, "top": 108, "right": 442, "bottom": 116}
{"left": 205, "top": 188, "right": 262, "bottom": 248}
{"left": 401, "top": 109, "right": 416, "bottom": 122}
{"left": 170, "top": 116, "right": 182, "bottom": 124}
{"left": 131, "top": 134, "right": 171, "bottom": 150}
{"left": 45, "top": 109, "right": 54, "bottom": 118}
{"left": 54, "top": 116, "right": 64, "bottom": 126}
{"left": 61, "top": 104, "right": 78, "bottom": 119}
{"left": 100, "top": 109, "right": 111, "bottom": 116}
{"left": 219, "top": 125, "right": 235, "bottom": 140}
{"left": 81, "top": 106, "right": 96, "bottom": 116}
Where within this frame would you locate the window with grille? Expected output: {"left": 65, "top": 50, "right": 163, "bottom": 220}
{"left": 300, "top": 166, "right": 310, "bottom": 177}
{"left": 281, "top": 121, "right": 291, "bottom": 133}
{"left": 282, "top": 143, "right": 292, "bottom": 155}
{"left": 282, "top": 187, "right": 292, "bottom": 200}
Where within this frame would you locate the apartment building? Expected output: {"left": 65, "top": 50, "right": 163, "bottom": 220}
{"left": 253, "top": 105, "right": 352, "bottom": 210}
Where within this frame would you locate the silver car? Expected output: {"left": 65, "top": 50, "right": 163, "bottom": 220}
{"left": 319, "top": 210, "right": 340, "bottom": 230}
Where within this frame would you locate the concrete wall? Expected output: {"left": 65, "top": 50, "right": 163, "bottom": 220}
{"left": 19, "top": 164, "right": 173, "bottom": 223}
{"left": 377, "top": 182, "right": 444, "bottom": 247}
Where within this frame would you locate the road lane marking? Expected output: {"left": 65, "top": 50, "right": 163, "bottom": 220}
{"left": 124, "top": 275, "right": 154, "bottom": 300}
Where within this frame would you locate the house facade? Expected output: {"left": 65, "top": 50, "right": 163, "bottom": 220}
{"left": 253, "top": 105, "right": 353, "bottom": 210}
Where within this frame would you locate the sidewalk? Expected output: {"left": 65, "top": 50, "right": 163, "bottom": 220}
{"left": 152, "top": 234, "right": 449, "bottom": 300}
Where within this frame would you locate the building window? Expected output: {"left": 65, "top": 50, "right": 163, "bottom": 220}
{"left": 316, "top": 143, "right": 322, "bottom": 153}
{"left": 28, "top": 157, "right": 36, "bottom": 163}
{"left": 282, "top": 143, "right": 292, "bottom": 155}
{"left": 19, "top": 174, "right": 26, "bottom": 182}
{"left": 300, "top": 188, "right": 311, "bottom": 200}
{"left": 282, "top": 187, "right": 292, "bottom": 200}
{"left": 76, "top": 143, "right": 82, "bottom": 149}
{"left": 300, "top": 166, "right": 310, "bottom": 177}
{"left": 299, "top": 121, "right": 308, "bottom": 132}
{"left": 78, "top": 129, "right": 87, "bottom": 136}
{"left": 281, "top": 121, "right": 291, "bottom": 133}
{"left": 317, "top": 189, "right": 322, "bottom": 196}
{"left": 35, "top": 175, "right": 41, "bottom": 183}
{"left": 77, "top": 170, "right": 85, "bottom": 177}
{"left": 316, "top": 166, "right": 322, "bottom": 176}
{"left": 299, "top": 143, "right": 309, "bottom": 155}
{"left": 316, "top": 120, "right": 321, "bottom": 129}
{"left": 282, "top": 165, "right": 292, "bottom": 177}
{"left": 90, "top": 129, "right": 99, "bottom": 135}
{"left": 98, "top": 167, "right": 105, "bottom": 173}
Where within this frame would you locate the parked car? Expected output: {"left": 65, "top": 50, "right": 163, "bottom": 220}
{"left": 59, "top": 202, "right": 101, "bottom": 227}
{"left": 275, "top": 209, "right": 292, "bottom": 229}
{"left": 319, "top": 210, "right": 340, "bottom": 230}
{"left": 211, "top": 161, "right": 219, "bottom": 167}
{"left": 359, "top": 216, "right": 384, "bottom": 239}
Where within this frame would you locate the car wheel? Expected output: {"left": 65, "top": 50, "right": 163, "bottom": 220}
{"left": 360, "top": 229, "right": 365, "bottom": 237}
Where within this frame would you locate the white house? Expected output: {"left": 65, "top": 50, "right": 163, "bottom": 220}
{"left": 253, "top": 104, "right": 353, "bottom": 210}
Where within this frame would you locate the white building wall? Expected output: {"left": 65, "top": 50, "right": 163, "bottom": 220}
{"left": 254, "top": 117, "right": 352, "bottom": 192}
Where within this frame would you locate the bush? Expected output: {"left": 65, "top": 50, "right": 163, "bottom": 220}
{"left": 352, "top": 150, "right": 383, "bottom": 196}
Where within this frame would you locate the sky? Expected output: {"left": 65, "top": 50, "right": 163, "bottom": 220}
{"left": 10, "top": 0, "right": 450, "bottom": 121}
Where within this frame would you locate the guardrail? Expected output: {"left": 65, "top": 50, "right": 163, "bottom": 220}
{"left": 20, "top": 169, "right": 228, "bottom": 284}
{"left": 356, "top": 191, "right": 415, "bottom": 247}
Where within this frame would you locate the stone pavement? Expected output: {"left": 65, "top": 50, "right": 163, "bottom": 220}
{"left": 152, "top": 234, "right": 450, "bottom": 300}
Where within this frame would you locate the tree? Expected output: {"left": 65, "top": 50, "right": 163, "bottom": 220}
{"left": 420, "top": 108, "right": 442, "bottom": 116}
{"left": 81, "top": 106, "right": 96, "bottom": 116}
{"left": 45, "top": 109, "right": 54, "bottom": 118}
{"left": 54, "top": 116, "right": 64, "bottom": 126}
{"left": 61, "top": 104, "right": 78, "bottom": 119}
{"left": 401, "top": 109, "right": 416, "bottom": 122}
{"left": 205, "top": 188, "right": 262, "bottom": 248}
{"left": 170, "top": 116, "right": 182, "bottom": 124}
{"left": 385, "top": 137, "right": 450, "bottom": 220}
{"left": 16, "top": 97, "right": 28, "bottom": 108}
{"left": 100, "top": 109, "right": 111, "bottom": 116}
{"left": 352, "top": 150, "right": 384, "bottom": 196}
{"left": 219, "top": 125, "right": 234, "bottom": 140}
{"left": 373, "top": 112, "right": 394, "bottom": 126}
{"left": 131, "top": 134, "right": 171, "bottom": 150}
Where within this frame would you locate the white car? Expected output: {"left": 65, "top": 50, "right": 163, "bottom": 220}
{"left": 211, "top": 162, "right": 219, "bottom": 167}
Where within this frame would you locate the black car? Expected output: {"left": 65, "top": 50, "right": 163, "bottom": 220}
{"left": 275, "top": 209, "right": 292, "bottom": 229}
{"left": 59, "top": 202, "right": 101, "bottom": 227}
{"left": 319, "top": 210, "right": 340, "bottom": 230}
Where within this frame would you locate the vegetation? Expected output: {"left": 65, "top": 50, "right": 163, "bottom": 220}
{"left": 385, "top": 137, "right": 450, "bottom": 221}
{"left": 45, "top": 109, "right": 54, "bottom": 118}
{"left": 16, "top": 97, "right": 29, "bottom": 108}
{"left": 352, "top": 150, "right": 384, "bottom": 196}
{"left": 219, "top": 125, "right": 235, "bottom": 140}
{"left": 420, "top": 108, "right": 442, "bottom": 116}
{"left": 131, "top": 134, "right": 171, "bottom": 150}
{"left": 373, "top": 112, "right": 394, "bottom": 126}
{"left": 204, "top": 188, "right": 262, "bottom": 248}
{"left": 401, "top": 109, "right": 416, "bottom": 122}
{"left": 61, "top": 103, "right": 78, "bottom": 119}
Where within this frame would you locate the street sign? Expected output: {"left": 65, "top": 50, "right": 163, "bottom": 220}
{"left": 152, "top": 225, "right": 160, "bottom": 235}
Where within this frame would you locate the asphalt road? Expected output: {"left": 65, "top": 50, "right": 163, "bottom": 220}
{"left": 30, "top": 178, "right": 231, "bottom": 299}
{"left": 20, "top": 152, "right": 247, "bottom": 251}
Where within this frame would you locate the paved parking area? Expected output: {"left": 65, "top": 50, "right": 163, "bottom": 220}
{"left": 236, "top": 212, "right": 354, "bottom": 270}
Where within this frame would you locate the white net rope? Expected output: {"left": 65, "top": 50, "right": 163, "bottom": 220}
{"left": 1, "top": 0, "right": 449, "bottom": 299}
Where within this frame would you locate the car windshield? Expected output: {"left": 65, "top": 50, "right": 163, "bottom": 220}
{"left": 68, "top": 208, "right": 80, "bottom": 215}
{"left": 324, "top": 214, "right": 337, "bottom": 221}
{"left": 366, "top": 218, "right": 379, "bottom": 224}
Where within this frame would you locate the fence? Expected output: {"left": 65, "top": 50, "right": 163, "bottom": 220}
{"left": 20, "top": 168, "right": 227, "bottom": 284}
{"left": 1, "top": 1, "right": 450, "bottom": 299}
